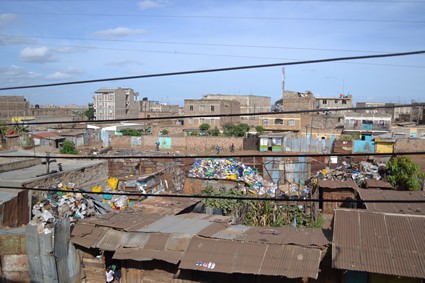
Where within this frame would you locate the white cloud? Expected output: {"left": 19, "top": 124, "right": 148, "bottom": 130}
{"left": 0, "top": 35, "right": 33, "bottom": 46}
{"left": 45, "top": 67, "right": 81, "bottom": 80}
{"left": 0, "top": 65, "right": 40, "bottom": 84}
{"left": 107, "top": 59, "right": 143, "bottom": 67}
{"left": 93, "top": 27, "right": 146, "bottom": 38}
{"left": 138, "top": 0, "right": 167, "bottom": 10}
{"left": 0, "top": 14, "right": 16, "bottom": 29}
{"left": 19, "top": 46, "right": 56, "bottom": 63}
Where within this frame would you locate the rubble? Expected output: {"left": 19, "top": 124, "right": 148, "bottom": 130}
{"left": 309, "top": 160, "right": 386, "bottom": 188}
{"left": 30, "top": 178, "right": 133, "bottom": 234}
{"left": 188, "top": 158, "right": 277, "bottom": 196}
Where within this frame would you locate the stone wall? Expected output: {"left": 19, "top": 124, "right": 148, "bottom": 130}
{"left": 110, "top": 135, "right": 244, "bottom": 152}
{"left": 23, "top": 161, "right": 108, "bottom": 189}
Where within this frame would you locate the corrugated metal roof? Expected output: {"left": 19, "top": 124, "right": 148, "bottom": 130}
{"left": 197, "top": 222, "right": 229, "bottom": 237}
{"left": 32, "top": 132, "right": 63, "bottom": 140}
{"left": 95, "top": 229, "right": 127, "bottom": 251}
{"left": 165, "top": 233, "right": 192, "bottom": 252}
{"left": 71, "top": 222, "right": 95, "bottom": 237}
{"left": 138, "top": 215, "right": 212, "bottom": 235}
{"left": 210, "top": 225, "right": 251, "bottom": 240}
{"left": 238, "top": 227, "right": 329, "bottom": 247}
{"left": 88, "top": 211, "right": 160, "bottom": 230}
{"left": 122, "top": 232, "right": 150, "bottom": 248}
{"left": 332, "top": 209, "right": 425, "bottom": 279}
{"left": 179, "top": 237, "right": 323, "bottom": 279}
{"left": 71, "top": 226, "right": 107, "bottom": 248}
{"left": 358, "top": 189, "right": 425, "bottom": 215}
{"left": 318, "top": 180, "right": 358, "bottom": 190}
{"left": 144, "top": 233, "right": 169, "bottom": 250}
{"left": 260, "top": 245, "right": 322, "bottom": 278}
{"left": 365, "top": 179, "right": 394, "bottom": 189}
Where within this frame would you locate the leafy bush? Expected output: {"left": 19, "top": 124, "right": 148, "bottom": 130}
{"left": 208, "top": 126, "right": 220, "bottom": 136}
{"left": 120, "top": 128, "right": 142, "bottom": 136}
{"left": 386, "top": 157, "right": 425, "bottom": 191}
{"left": 60, "top": 140, "right": 78, "bottom": 154}
{"left": 199, "top": 123, "right": 210, "bottom": 131}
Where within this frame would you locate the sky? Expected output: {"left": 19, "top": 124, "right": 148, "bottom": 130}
{"left": 0, "top": 0, "right": 424, "bottom": 107}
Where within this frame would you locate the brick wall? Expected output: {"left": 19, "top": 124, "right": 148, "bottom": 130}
{"left": 394, "top": 138, "right": 425, "bottom": 152}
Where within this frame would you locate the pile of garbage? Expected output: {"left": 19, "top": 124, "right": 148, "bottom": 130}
{"left": 30, "top": 178, "right": 133, "bottom": 234}
{"left": 188, "top": 158, "right": 277, "bottom": 196}
{"left": 310, "top": 160, "right": 386, "bottom": 188}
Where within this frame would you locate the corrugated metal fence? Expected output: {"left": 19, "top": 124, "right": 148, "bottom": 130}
{"left": 283, "top": 138, "right": 332, "bottom": 153}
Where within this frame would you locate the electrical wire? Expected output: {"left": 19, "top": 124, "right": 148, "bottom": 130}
{"left": 1, "top": 50, "right": 424, "bottom": 91}
{"left": 2, "top": 12, "right": 425, "bottom": 23}
{"left": 4, "top": 103, "right": 424, "bottom": 126}
{"left": 1, "top": 185, "right": 424, "bottom": 203}
{"left": 0, "top": 151, "right": 423, "bottom": 160}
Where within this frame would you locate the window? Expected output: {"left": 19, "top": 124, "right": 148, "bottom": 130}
{"left": 275, "top": 119, "right": 283, "bottom": 125}
{"left": 109, "top": 94, "right": 114, "bottom": 100}
{"left": 323, "top": 100, "right": 327, "bottom": 104}
{"left": 210, "top": 118, "right": 215, "bottom": 125}
{"left": 200, "top": 105, "right": 205, "bottom": 112}
{"left": 342, "top": 100, "right": 347, "bottom": 105}
{"left": 211, "top": 106, "right": 215, "bottom": 112}
{"left": 334, "top": 100, "right": 338, "bottom": 104}
{"left": 289, "top": 119, "right": 295, "bottom": 125}
{"left": 189, "top": 105, "right": 193, "bottom": 111}
{"left": 263, "top": 119, "right": 269, "bottom": 125}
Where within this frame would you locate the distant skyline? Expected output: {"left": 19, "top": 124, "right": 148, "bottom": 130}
{"left": 0, "top": 0, "right": 424, "bottom": 107}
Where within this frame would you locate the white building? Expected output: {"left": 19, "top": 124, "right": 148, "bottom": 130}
{"left": 93, "top": 88, "right": 139, "bottom": 120}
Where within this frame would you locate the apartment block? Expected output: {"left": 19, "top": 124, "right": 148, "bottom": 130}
{"left": 184, "top": 99, "right": 240, "bottom": 129}
{"left": 0, "top": 96, "right": 30, "bottom": 119}
{"left": 93, "top": 88, "right": 139, "bottom": 120}
{"left": 202, "top": 94, "right": 270, "bottom": 120}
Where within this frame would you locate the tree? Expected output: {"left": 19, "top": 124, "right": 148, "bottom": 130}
{"left": 272, "top": 99, "right": 283, "bottom": 112}
{"left": 120, "top": 128, "right": 142, "bottom": 136}
{"left": 199, "top": 123, "right": 210, "bottom": 132}
{"left": 385, "top": 157, "right": 425, "bottom": 191}
{"left": 84, "top": 108, "right": 96, "bottom": 120}
{"left": 209, "top": 126, "right": 220, "bottom": 136}
{"left": 60, "top": 140, "right": 78, "bottom": 155}
{"left": 255, "top": 126, "right": 265, "bottom": 135}
{"left": 223, "top": 123, "right": 250, "bottom": 137}
{"left": 161, "top": 129, "right": 169, "bottom": 135}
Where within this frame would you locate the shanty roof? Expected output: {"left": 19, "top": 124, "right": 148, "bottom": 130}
{"left": 31, "top": 132, "right": 64, "bottom": 140}
{"left": 318, "top": 180, "right": 358, "bottom": 190}
{"left": 364, "top": 179, "right": 394, "bottom": 190}
{"left": 332, "top": 209, "right": 425, "bottom": 279}
{"left": 71, "top": 211, "right": 329, "bottom": 279}
{"left": 179, "top": 236, "right": 323, "bottom": 278}
{"left": 358, "top": 188, "right": 425, "bottom": 215}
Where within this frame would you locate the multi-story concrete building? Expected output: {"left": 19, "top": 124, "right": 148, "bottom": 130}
{"left": 282, "top": 91, "right": 315, "bottom": 111}
{"left": 0, "top": 96, "right": 30, "bottom": 119}
{"left": 202, "top": 94, "right": 270, "bottom": 121}
{"left": 343, "top": 113, "right": 391, "bottom": 134}
{"left": 258, "top": 114, "right": 301, "bottom": 132}
{"left": 315, "top": 95, "right": 353, "bottom": 114}
{"left": 93, "top": 88, "right": 139, "bottom": 120}
{"left": 184, "top": 99, "right": 240, "bottom": 129}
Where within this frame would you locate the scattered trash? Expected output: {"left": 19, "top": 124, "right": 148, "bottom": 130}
{"left": 188, "top": 158, "right": 277, "bottom": 196}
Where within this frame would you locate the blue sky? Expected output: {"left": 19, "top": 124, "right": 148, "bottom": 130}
{"left": 0, "top": 0, "right": 424, "bottom": 107}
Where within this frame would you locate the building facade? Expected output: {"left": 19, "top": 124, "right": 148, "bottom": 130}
{"left": 343, "top": 113, "right": 391, "bottom": 134}
{"left": 258, "top": 114, "right": 301, "bottom": 132}
{"left": 93, "top": 88, "right": 139, "bottom": 120}
{"left": 202, "top": 94, "right": 270, "bottom": 121}
{"left": 0, "top": 96, "right": 30, "bottom": 119}
{"left": 184, "top": 99, "right": 240, "bottom": 129}
{"left": 282, "top": 91, "right": 315, "bottom": 111}
{"left": 315, "top": 95, "right": 353, "bottom": 114}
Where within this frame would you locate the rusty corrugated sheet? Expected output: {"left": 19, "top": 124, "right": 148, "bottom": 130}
{"left": 0, "top": 235, "right": 26, "bottom": 255}
{"left": 122, "top": 232, "right": 150, "bottom": 248}
{"left": 318, "top": 180, "right": 358, "bottom": 190}
{"left": 71, "top": 226, "right": 107, "bottom": 248}
{"left": 197, "top": 222, "right": 229, "bottom": 237}
{"left": 71, "top": 222, "right": 95, "bottom": 237}
{"left": 165, "top": 233, "right": 192, "bottom": 251}
{"left": 210, "top": 225, "right": 251, "bottom": 240}
{"left": 358, "top": 189, "right": 425, "bottom": 215}
{"left": 179, "top": 236, "right": 323, "bottom": 278}
{"left": 365, "top": 179, "right": 394, "bottom": 190}
{"left": 144, "top": 233, "right": 169, "bottom": 250}
{"left": 1, "top": 190, "right": 29, "bottom": 228}
{"left": 260, "top": 245, "right": 322, "bottom": 278}
{"left": 332, "top": 209, "right": 425, "bottom": 279}
{"left": 138, "top": 215, "right": 212, "bottom": 235}
{"left": 95, "top": 229, "right": 127, "bottom": 251}
{"left": 239, "top": 227, "right": 329, "bottom": 247}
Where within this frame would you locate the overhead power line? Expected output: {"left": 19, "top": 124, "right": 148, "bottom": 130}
{"left": 5, "top": 103, "right": 424, "bottom": 126}
{"left": 1, "top": 185, "right": 424, "bottom": 203}
{"left": 2, "top": 12, "right": 425, "bottom": 23}
{"left": 0, "top": 151, "right": 423, "bottom": 160}
{"left": 1, "top": 50, "right": 424, "bottom": 91}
